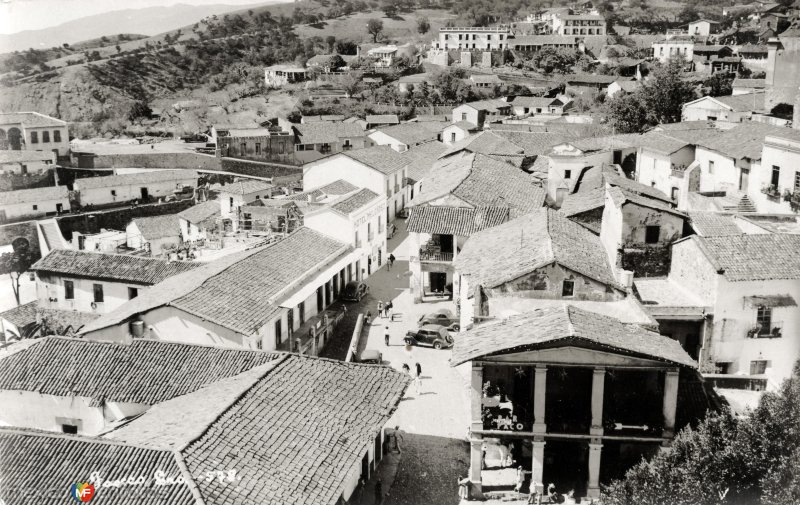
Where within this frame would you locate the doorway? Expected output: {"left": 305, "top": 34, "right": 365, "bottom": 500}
{"left": 429, "top": 272, "right": 447, "bottom": 293}
{"left": 542, "top": 441, "right": 588, "bottom": 497}
{"left": 739, "top": 167, "right": 750, "bottom": 192}
{"left": 7, "top": 128, "right": 22, "bottom": 150}
{"left": 140, "top": 187, "right": 149, "bottom": 200}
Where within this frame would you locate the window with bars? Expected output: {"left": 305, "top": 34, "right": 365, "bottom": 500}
{"left": 756, "top": 306, "right": 772, "bottom": 336}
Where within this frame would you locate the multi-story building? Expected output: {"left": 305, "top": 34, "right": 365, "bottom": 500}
{"left": 0, "top": 112, "right": 69, "bottom": 157}
{"left": 293, "top": 122, "right": 367, "bottom": 163}
{"left": 433, "top": 27, "right": 512, "bottom": 51}
{"left": 217, "top": 179, "right": 275, "bottom": 232}
{"left": 652, "top": 38, "right": 695, "bottom": 62}
{"left": 555, "top": 14, "right": 606, "bottom": 36}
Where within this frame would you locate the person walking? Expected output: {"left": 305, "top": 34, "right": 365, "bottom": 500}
{"left": 384, "top": 326, "right": 390, "bottom": 347}
{"left": 383, "top": 301, "right": 390, "bottom": 319}
{"left": 415, "top": 362, "right": 422, "bottom": 377}
{"left": 365, "top": 311, "right": 372, "bottom": 326}
{"left": 375, "top": 478, "right": 383, "bottom": 505}
{"left": 388, "top": 253, "right": 395, "bottom": 269}
{"left": 385, "top": 301, "right": 393, "bottom": 320}
{"left": 377, "top": 301, "right": 384, "bottom": 319}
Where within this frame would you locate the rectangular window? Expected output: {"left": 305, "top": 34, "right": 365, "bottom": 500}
{"left": 32, "top": 205, "right": 38, "bottom": 210}
{"left": 53, "top": 130, "right": 61, "bottom": 142}
{"left": 128, "top": 287, "right": 138, "bottom": 299}
{"left": 61, "top": 424, "right": 78, "bottom": 434}
{"left": 562, "top": 279, "right": 574, "bottom": 297}
{"left": 771, "top": 165, "right": 780, "bottom": 187}
{"left": 274, "top": 319, "right": 282, "bottom": 348}
{"left": 708, "top": 160, "right": 714, "bottom": 174}
{"left": 111, "top": 189, "right": 116, "bottom": 197}
{"left": 64, "top": 280, "right": 74, "bottom": 300}
{"left": 93, "top": 284, "right": 104, "bottom": 303}
{"left": 451, "top": 132, "right": 456, "bottom": 142}
{"left": 229, "top": 197, "right": 234, "bottom": 208}
{"left": 42, "top": 131, "right": 50, "bottom": 143}
{"left": 461, "top": 113, "right": 467, "bottom": 121}
{"left": 756, "top": 306, "right": 772, "bottom": 335}
{"left": 645, "top": 225, "right": 661, "bottom": 244}
{"left": 671, "top": 187, "right": 679, "bottom": 200}
{"left": 255, "top": 143, "right": 261, "bottom": 155}
{"left": 795, "top": 171, "right": 800, "bottom": 192}
{"left": 30, "top": 132, "right": 38, "bottom": 143}
{"left": 750, "top": 360, "right": 768, "bottom": 375}
{"left": 564, "top": 169, "right": 571, "bottom": 179}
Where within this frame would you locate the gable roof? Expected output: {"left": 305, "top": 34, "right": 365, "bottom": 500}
{"left": 80, "top": 228, "right": 352, "bottom": 337}
{"left": 373, "top": 121, "right": 443, "bottom": 146}
{"left": 131, "top": 214, "right": 182, "bottom": 240}
{"left": 294, "top": 122, "right": 365, "bottom": 144}
{"left": 31, "top": 249, "right": 199, "bottom": 285}
{"left": 286, "top": 179, "right": 359, "bottom": 201}
{"left": 455, "top": 208, "right": 620, "bottom": 291}
{"left": 399, "top": 141, "right": 448, "bottom": 183}
{"left": 688, "top": 211, "right": 742, "bottom": 236}
{"left": 340, "top": 145, "right": 408, "bottom": 175}
{"left": 451, "top": 304, "right": 696, "bottom": 367}
{"left": 330, "top": 188, "right": 381, "bottom": 215}
{"left": 411, "top": 152, "right": 546, "bottom": 215}
{"left": 216, "top": 179, "right": 273, "bottom": 195}
{"left": 508, "top": 96, "right": 563, "bottom": 109}
{"left": 74, "top": 169, "right": 197, "bottom": 190}
{"left": 457, "top": 98, "right": 511, "bottom": 113}
{"left": 0, "top": 337, "right": 279, "bottom": 405}
{"left": 0, "top": 185, "right": 68, "bottom": 205}
{"left": 366, "top": 114, "right": 400, "bottom": 124}
{"left": 0, "top": 111, "right": 66, "bottom": 127}
{"left": 177, "top": 200, "right": 220, "bottom": 224}
{"left": 443, "top": 130, "right": 525, "bottom": 157}
{"left": 633, "top": 131, "right": 692, "bottom": 155}
{"left": 690, "top": 234, "right": 800, "bottom": 281}
{"left": 696, "top": 121, "right": 800, "bottom": 160}
{"left": 407, "top": 205, "right": 510, "bottom": 236}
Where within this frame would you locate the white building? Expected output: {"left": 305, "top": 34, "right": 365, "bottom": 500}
{"left": 73, "top": 169, "right": 198, "bottom": 207}
{"left": 750, "top": 133, "right": 800, "bottom": 213}
{"left": 126, "top": 214, "right": 183, "bottom": 254}
{"left": 0, "top": 185, "right": 69, "bottom": 223}
{"left": 366, "top": 45, "right": 399, "bottom": 67}
{"left": 177, "top": 199, "right": 221, "bottom": 242}
{"left": 79, "top": 228, "right": 360, "bottom": 355}
{"left": 264, "top": 64, "right": 308, "bottom": 88}
{"left": 0, "top": 150, "right": 56, "bottom": 175}
{"left": 217, "top": 179, "right": 274, "bottom": 231}
{"left": 367, "top": 122, "right": 443, "bottom": 152}
{"left": 687, "top": 19, "right": 719, "bottom": 37}
{"left": 303, "top": 146, "right": 409, "bottom": 222}
{"left": 451, "top": 99, "right": 512, "bottom": 128}
{"left": 555, "top": 14, "right": 606, "bottom": 35}
{"left": 31, "top": 249, "right": 198, "bottom": 315}
{"left": 652, "top": 39, "right": 694, "bottom": 62}
{"left": 681, "top": 92, "right": 765, "bottom": 122}
{"left": 433, "top": 27, "right": 512, "bottom": 51}
{"left": 0, "top": 111, "right": 70, "bottom": 156}
{"left": 304, "top": 188, "right": 388, "bottom": 278}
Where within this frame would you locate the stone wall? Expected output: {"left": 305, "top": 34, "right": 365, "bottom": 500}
{"left": 72, "top": 152, "right": 221, "bottom": 171}
{"left": 56, "top": 200, "right": 195, "bottom": 241}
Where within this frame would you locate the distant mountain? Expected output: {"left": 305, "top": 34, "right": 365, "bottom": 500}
{"left": 0, "top": 2, "right": 271, "bottom": 53}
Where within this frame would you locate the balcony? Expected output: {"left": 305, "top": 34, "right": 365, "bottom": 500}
{"left": 761, "top": 185, "right": 782, "bottom": 203}
{"left": 418, "top": 249, "right": 454, "bottom": 262}
{"left": 746, "top": 321, "right": 783, "bottom": 339}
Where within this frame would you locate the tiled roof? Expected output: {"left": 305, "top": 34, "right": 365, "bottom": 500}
{"left": 177, "top": 200, "right": 220, "bottom": 224}
{"left": 491, "top": 131, "right": 571, "bottom": 156}
{"left": 737, "top": 45, "right": 768, "bottom": 54}
{"left": 341, "top": 145, "right": 408, "bottom": 174}
{"left": 102, "top": 354, "right": 409, "bottom": 505}
{"left": 74, "top": 169, "right": 197, "bottom": 190}
{"left": 732, "top": 78, "right": 766, "bottom": 88}
{"left": 605, "top": 169, "right": 675, "bottom": 203}
{"left": 444, "top": 131, "right": 525, "bottom": 157}
{"left": 609, "top": 185, "right": 686, "bottom": 217}
{"left": 216, "top": 179, "right": 273, "bottom": 195}
{"left": 654, "top": 121, "right": 718, "bottom": 131}
{"left": 455, "top": 209, "right": 620, "bottom": 290}
{"left": 130, "top": 214, "right": 182, "bottom": 240}
{"left": 634, "top": 131, "right": 692, "bottom": 155}
{"left": 400, "top": 141, "right": 448, "bottom": 183}
{"left": 634, "top": 277, "right": 709, "bottom": 313}
{"left": 286, "top": 179, "right": 359, "bottom": 201}
{"left": 706, "top": 92, "right": 765, "bottom": 112}
{"left": 0, "top": 185, "right": 68, "bottom": 205}
{"left": 448, "top": 120, "right": 479, "bottom": 131}
{"left": 412, "top": 152, "right": 545, "bottom": 215}
{"left": 407, "top": 205, "right": 509, "bottom": 236}
{"left": 470, "top": 74, "right": 502, "bottom": 84}
{"left": 399, "top": 73, "right": 433, "bottom": 83}
{"left": 331, "top": 188, "right": 381, "bottom": 214}
{"left": 32, "top": 249, "right": 199, "bottom": 285}
{"left": 459, "top": 98, "right": 510, "bottom": 113}
{"left": 36, "top": 307, "right": 99, "bottom": 332}
{"left": 559, "top": 187, "right": 606, "bottom": 217}
{"left": 0, "top": 337, "right": 278, "bottom": 405}
{"left": 693, "top": 45, "right": 730, "bottom": 53}
{"left": 564, "top": 74, "right": 624, "bottom": 85}
{"left": 688, "top": 211, "right": 742, "bottom": 236}
{"left": 0, "top": 428, "right": 196, "bottom": 505}
{"left": 0, "top": 150, "right": 54, "bottom": 163}
{"left": 366, "top": 114, "right": 400, "bottom": 124}
{"left": 0, "top": 301, "right": 38, "bottom": 328}
{"left": 696, "top": 121, "right": 800, "bottom": 160}
{"left": 451, "top": 304, "right": 696, "bottom": 367}
{"left": 374, "top": 121, "right": 443, "bottom": 145}
{"left": 508, "top": 96, "right": 562, "bottom": 108}
{"left": 0, "top": 111, "right": 66, "bottom": 127}
{"left": 693, "top": 234, "right": 800, "bottom": 281}
{"left": 294, "top": 122, "right": 365, "bottom": 144}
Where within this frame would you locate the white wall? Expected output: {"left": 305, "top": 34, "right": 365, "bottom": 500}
{"left": 76, "top": 176, "right": 195, "bottom": 207}
{"left": 600, "top": 189, "right": 624, "bottom": 269}
{"left": 25, "top": 125, "right": 70, "bottom": 156}
{"left": 748, "top": 137, "right": 800, "bottom": 213}
{"left": 36, "top": 273, "right": 143, "bottom": 314}
{"left": 304, "top": 157, "right": 386, "bottom": 197}
{"left": 368, "top": 131, "right": 409, "bottom": 152}
{"left": 694, "top": 147, "right": 743, "bottom": 194}
{"left": 451, "top": 105, "right": 480, "bottom": 127}
{"left": 636, "top": 146, "right": 695, "bottom": 204}
{"left": 0, "top": 196, "right": 69, "bottom": 221}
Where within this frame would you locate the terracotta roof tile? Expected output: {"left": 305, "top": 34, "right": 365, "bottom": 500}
{"left": 451, "top": 304, "right": 696, "bottom": 367}
{"left": 0, "top": 185, "right": 68, "bottom": 205}
{"left": 74, "top": 170, "right": 197, "bottom": 190}
{"left": 688, "top": 212, "right": 742, "bottom": 236}
{"left": 216, "top": 179, "right": 273, "bottom": 195}
{"left": 331, "top": 188, "right": 380, "bottom": 214}
{"left": 0, "top": 111, "right": 66, "bottom": 127}
{"left": 407, "top": 206, "right": 509, "bottom": 236}
{"left": 0, "top": 337, "right": 279, "bottom": 405}
{"left": 131, "top": 214, "right": 182, "bottom": 240}
{"left": 32, "top": 249, "right": 199, "bottom": 285}
{"left": 696, "top": 121, "right": 800, "bottom": 160}
{"left": 177, "top": 200, "right": 220, "bottom": 224}
{"left": 455, "top": 209, "right": 620, "bottom": 290}
{"left": 341, "top": 145, "right": 408, "bottom": 175}
{"left": 694, "top": 234, "right": 800, "bottom": 281}
{"left": 294, "top": 123, "right": 365, "bottom": 144}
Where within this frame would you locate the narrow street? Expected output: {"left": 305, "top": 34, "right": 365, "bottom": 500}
{"left": 345, "top": 218, "right": 471, "bottom": 505}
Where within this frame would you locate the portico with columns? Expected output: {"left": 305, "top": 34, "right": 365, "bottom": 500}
{"left": 453, "top": 304, "right": 698, "bottom": 500}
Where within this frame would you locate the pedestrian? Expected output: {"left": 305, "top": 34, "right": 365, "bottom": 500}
{"left": 414, "top": 372, "right": 422, "bottom": 395}
{"left": 415, "top": 362, "right": 422, "bottom": 377}
{"left": 388, "top": 253, "right": 395, "bottom": 269}
{"left": 384, "top": 326, "right": 390, "bottom": 346}
{"left": 377, "top": 301, "right": 384, "bottom": 318}
{"left": 392, "top": 425, "right": 403, "bottom": 453}
{"left": 383, "top": 301, "right": 389, "bottom": 319}
{"left": 366, "top": 311, "right": 372, "bottom": 326}
{"left": 402, "top": 363, "right": 410, "bottom": 374}
{"left": 375, "top": 478, "right": 383, "bottom": 504}
{"left": 458, "top": 476, "right": 471, "bottom": 500}
{"left": 386, "top": 301, "right": 393, "bottom": 320}
{"left": 514, "top": 466, "right": 530, "bottom": 494}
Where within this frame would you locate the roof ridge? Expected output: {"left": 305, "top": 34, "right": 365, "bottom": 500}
{"left": 172, "top": 451, "right": 208, "bottom": 505}
{"left": 0, "top": 426, "right": 167, "bottom": 451}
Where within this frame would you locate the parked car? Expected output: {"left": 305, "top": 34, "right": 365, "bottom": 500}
{"left": 387, "top": 222, "right": 397, "bottom": 239}
{"left": 405, "top": 326, "right": 453, "bottom": 349}
{"left": 355, "top": 349, "right": 383, "bottom": 364}
{"left": 418, "top": 309, "right": 457, "bottom": 328}
{"left": 342, "top": 281, "right": 369, "bottom": 302}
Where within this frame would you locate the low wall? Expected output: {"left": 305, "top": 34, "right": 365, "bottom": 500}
{"left": 72, "top": 152, "right": 221, "bottom": 171}
{"left": 345, "top": 313, "right": 365, "bottom": 362}
{"left": 56, "top": 200, "right": 195, "bottom": 240}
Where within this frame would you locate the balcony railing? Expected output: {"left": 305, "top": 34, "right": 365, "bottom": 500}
{"left": 747, "top": 321, "right": 783, "bottom": 339}
{"left": 419, "top": 250, "right": 454, "bottom": 262}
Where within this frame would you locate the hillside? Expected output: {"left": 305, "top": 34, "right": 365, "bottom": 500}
{"left": 0, "top": 2, "right": 271, "bottom": 53}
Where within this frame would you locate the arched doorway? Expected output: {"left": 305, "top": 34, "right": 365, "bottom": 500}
{"left": 0, "top": 129, "right": 7, "bottom": 150}
{"left": 7, "top": 127, "right": 22, "bottom": 150}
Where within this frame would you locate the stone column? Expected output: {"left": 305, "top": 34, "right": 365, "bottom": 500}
{"left": 587, "top": 441, "right": 603, "bottom": 498}
{"left": 533, "top": 365, "right": 547, "bottom": 434}
{"left": 662, "top": 369, "right": 680, "bottom": 439}
{"left": 531, "top": 439, "right": 546, "bottom": 495}
{"left": 591, "top": 367, "right": 605, "bottom": 436}
{"left": 469, "top": 437, "right": 484, "bottom": 496}
{"left": 471, "top": 364, "right": 484, "bottom": 433}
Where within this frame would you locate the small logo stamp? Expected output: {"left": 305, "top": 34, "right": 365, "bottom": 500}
{"left": 69, "top": 483, "right": 95, "bottom": 503}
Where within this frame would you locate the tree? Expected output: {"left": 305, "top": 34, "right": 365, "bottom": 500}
{"left": 382, "top": 0, "right": 397, "bottom": 18}
{"left": 367, "top": 18, "right": 384, "bottom": 42}
{"left": 703, "top": 72, "right": 734, "bottom": 97}
{"left": 2, "top": 237, "right": 32, "bottom": 306}
{"left": 604, "top": 361, "right": 800, "bottom": 505}
{"left": 605, "top": 59, "right": 695, "bottom": 132}
{"left": 417, "top": 16, "right": 431, "bottom": 34}
{"left": 325, "top": 35, "right": 336, "bottom": 53}
{"left": 128, "top": 100, "right": 153, "bottom": 121}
